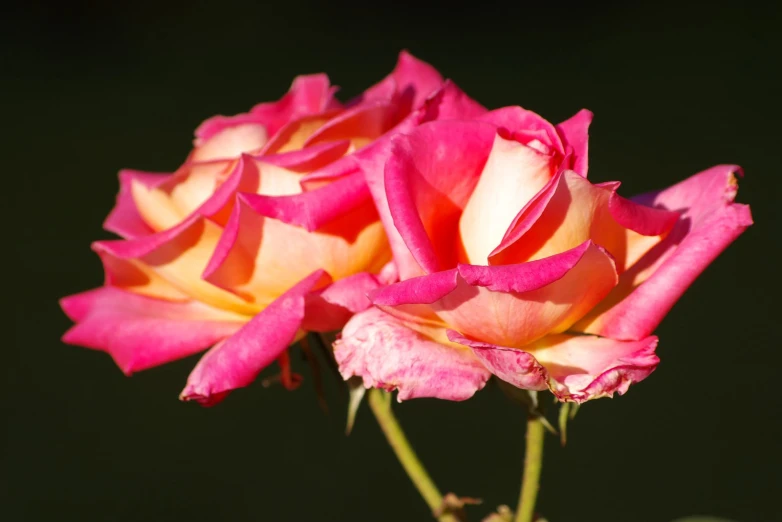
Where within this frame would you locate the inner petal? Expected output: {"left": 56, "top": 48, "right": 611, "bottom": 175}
{"left": 458, "top": 134, "right": 555, "bottom": 265}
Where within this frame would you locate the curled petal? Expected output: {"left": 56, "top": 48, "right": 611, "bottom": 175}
{"left": 249, "top": 74, "right": 340, "bottom": 136}
{"left": 419, "top": 80, "right": 488, "bottom": 121}
{"left": 479, "top": 106, "right": 565, "bottom": 156}
{"left": 104, "top": 169, "right": 169, "bottom": 239}
{"left": 354, "top": 50, "right": 444, "bottom": 116}
{"left": 449, "top": 331, "right": 659, "bottom": 403}
{"left": 239, "top": 170, "right": 371, "bottom": 231}
{"left": 334, "top": 307, "right": 490, "bottom": 401}
{"left": 180, "top": 270, "right": 331, "bottom": 406}
{"left": 60, "top": 287, "right": 245, "bottom": 375}
{"left": 131, "top": 160, "right": 232, "bottom": 231}
{"left": 555, "top": 109, "right": 593, "bottom": 176}
{"left": 575, "top": 165, "right": 753, "bottom": 340}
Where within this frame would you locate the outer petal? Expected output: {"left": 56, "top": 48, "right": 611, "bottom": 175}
{"left": 334, "top": 307, "right": 490, "bottom": 401}
{"left": 449, "top": 331, "right": 659, "bottom": 403}
{"left": 104, "top": 169, "right": 169, "bottom": 239}
{"left": 180, "top": 270, "right": 330, "bottom": 405}
{"left": 489, "top": 170, "right": 680, "bottom": 272}
{"left": 384, "top": 120, "right": 496, "bottom": 274}
{"left": 555, "top": 109, "right": 592, "bottom": 176}
{"left": 574, "top": 165, "right": 753, "bottom": 340}
{"left": 60, "top": 287, "right": 245, "bottom": 375}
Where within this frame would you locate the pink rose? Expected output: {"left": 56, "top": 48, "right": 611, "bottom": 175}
{"left": 60, "top": 52, "right": 482, "bottom": 405}
{"left": 335, "top": 109, "right": 753, "bottom": 403}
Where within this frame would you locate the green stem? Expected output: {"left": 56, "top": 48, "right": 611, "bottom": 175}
{"left": 514, "top": 416, "right": 545, "bottom": 522}
{"left": 367, "top": 388, "right": 460, "bottom": 522}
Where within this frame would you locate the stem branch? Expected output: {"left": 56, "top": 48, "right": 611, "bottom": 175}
{"left": 514, "top": 416, "right": 545, "bottom": 522}
{"left": 367, "top": 388, "right": 460, "bottom": 522}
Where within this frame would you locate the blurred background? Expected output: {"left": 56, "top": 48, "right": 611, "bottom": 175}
{"left": 5, "top": 1, "right": 780, "bottom": 521}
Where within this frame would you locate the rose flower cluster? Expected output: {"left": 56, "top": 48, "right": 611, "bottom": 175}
{"left": 61, "top": 52, "right": 751, "bottom": 406}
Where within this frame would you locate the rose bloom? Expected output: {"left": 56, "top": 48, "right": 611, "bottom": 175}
{"left": 60, "top": 52, "right": 483, "bottom": 405}
{"left": 335, "top": 108, "right": 753, "bottom": 403}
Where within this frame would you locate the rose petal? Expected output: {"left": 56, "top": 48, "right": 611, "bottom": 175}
{"left": 574, "top": 165, "right": 753, "bottom": 340}
{"left": 449, "top": 331, "right": 659, "bottom": 402}
{"left": 353, "top": 50, "right": 444, "bottom": 117}
{"left": 180, "top": 270, "right": 330, "bottom": 405}
{"left": 131, "top": 160, "right": 232, "bottom": 231}
{"left": 350, "top": 83, "right": 487, "bottom": 281}
{"left": 249, "top": 74, "right": 340, "bottom": 136}
{"left": 489, "top": 170, "right": 680, "bottom": 272}
{"left": 202, "top": 193, "right": 389, "bottom": 305}
{"left": 555, "top": 109, "right": 593, "bottom": 176}
{"left": 302, "top": 272, "right": 383, "bottom": 332}
{"left": 334, "top": 307, "right": 490, "bottom": 401}
{"left": 479, "top": 106, "right": 565, "bottom": 156}
{"left": 94, "top": 214, "right": 258, "bottom": 315}
{"left": 371, "top": 241, "right": 618, "bottom": 347}
{"left": 104, "top": 169, "right": 169, "bottom": 239}
{"left": 458, "top": 133, "right": 558, "bottom": 264}
{"left": 434, "top": 241, "right": 618, "bottom": 347}
{"left": 383, "top": 120, "right": 496, "bottom": 275}
{"left": 60, "top": 287, "right": 245, "bottom": 375}
{"left": 191, "top": 123, "right": 268, "bottom": 162}
{"left": 239, "top": 170, "right": 371, "bottom": 232}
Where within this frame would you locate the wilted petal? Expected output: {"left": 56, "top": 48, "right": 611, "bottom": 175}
{"left": 449, "top": 331, "right": 659, "bottom": 402}
{"left": 574, "top": 165, "right": 753, "bottom": 340}
{"left": 60, "top": 287, "right": 245, "bottom": 375}
{"left": 334, "top": 307, "right": 490, "bottom": 401}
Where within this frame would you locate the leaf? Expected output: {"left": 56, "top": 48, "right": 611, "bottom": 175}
{"left": 345, "top": 377, "right": 366, "bottom": 435}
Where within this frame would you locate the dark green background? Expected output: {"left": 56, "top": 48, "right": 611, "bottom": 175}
{"left": 5, "top": 2, "right": 780, "bottom": 521}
